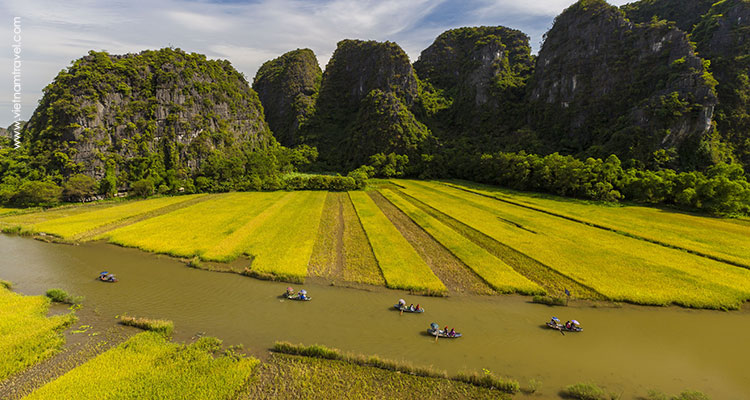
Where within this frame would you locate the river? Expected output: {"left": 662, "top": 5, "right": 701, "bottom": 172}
{"left": 1, "top": 234, "right": 747, "bottom": 399}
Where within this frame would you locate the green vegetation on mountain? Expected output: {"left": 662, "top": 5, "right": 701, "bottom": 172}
{"left": 529, "top": 0, "right": 719, "bottom": 170}
{"left": 691, "top": 0, "right": 750, "bottom": 169}
{"left": 302, "top": 39, "right": 433, "bottom": 170}
{"left": 23, "top": 48, "right": 273, "bottom": 180}
{"left": 252, "top": 49, "right": 321, "bottom": 147}
{"left": 413, "top": 26, "right": 534, "bottom": 147}
{"left": 1, "top": 0, "right": 748, "bottom": 216}
{"left": 622, "top": 0, "right": 716, "bottom": 31}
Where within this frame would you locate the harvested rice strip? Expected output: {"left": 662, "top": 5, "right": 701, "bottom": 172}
{"left": 349, "top": 191, "right": 446, "bottom": 295}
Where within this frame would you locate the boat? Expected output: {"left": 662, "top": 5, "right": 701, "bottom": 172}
{"left": 286, "top": 294, "right": 311, "bottom": 301}
{"left": 395, "top": 299, "right": 424, "bottom": 313}
{"left": 283, "top": 289, "right": 311, "bottom": 301}
{"left": 98, "top": 272, "right": 117, "bottom": 283}
{"left": 546, "top": 318, "right": 582, "bottom": 332}
{"left": 427, "top": 328, "right": 462, "bottom": 338}
{"left": 394, "top": 304, "right": 424, "bottom": 313}
{"left": 428, "top": 323, "right": 461, "bottom": 338}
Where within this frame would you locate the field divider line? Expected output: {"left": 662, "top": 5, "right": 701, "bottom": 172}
{"left": 70, "top": 194, "right": 212, "bottom": 242}
{"left": 377, "top": 189, "right": 501, "bottom": 295}
{"left": 440, "top": 182, "right": 750, "bottom": 271}
{"left": 393, "top": 187, "right": 607, "bottom": 300}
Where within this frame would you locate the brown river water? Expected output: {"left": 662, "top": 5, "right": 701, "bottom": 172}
{"left": 1, "top": 234, "right": 748, "bottom": 399}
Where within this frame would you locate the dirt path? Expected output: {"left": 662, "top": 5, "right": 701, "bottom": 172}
{"left": 368, "top": 191, "right": 494, "bottom": 296}
{"left": 0, "top": 306, "right": 135, "bottom": 399}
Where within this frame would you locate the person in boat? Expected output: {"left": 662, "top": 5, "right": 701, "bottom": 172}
{"left": 408, "top": 304, "right": 414, "bottom": 311}
{"left": 107, "top": 274, "right": 116, "bottom": 282}
{"left": 398, "top": 299, "right": 406, "bottom": 309}
{"left": 550, "top": 317, "right": 558, "bottom": 326}
{"left": 286, "top": 287, "right": 295, "bottom": 297}
{"left": 298, "top": 291, "right": 307, "bottom": 300}
{"left": 449, "top": 328, "right": 456, "bottom": 337}
{"left": 415, "top": 304, "right": 421, "bottom": 311}
{"left": 565, "top": 321, "right": 572, "bottom": 329}
{"left": 444, "top": 326, "right": 449, "bottom": 335}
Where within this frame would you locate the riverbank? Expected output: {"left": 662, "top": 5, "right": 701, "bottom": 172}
{"left": 0, "top": 234, "right": 746, "bottom": 398}
{"left": 2, "top": 180, "right": 748, "bottom": 309}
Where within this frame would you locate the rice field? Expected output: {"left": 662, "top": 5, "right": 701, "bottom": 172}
{"left": 0, "top": 286, "right": 76, "bottom": 380}
{"left": 24, "top": 332, "right": 258, "bottom": 400}
{"left": 394, "top": 180, "right": 750, "bottom": 309}
{"left": 29, "top": 195, "right": 205, "bottom": 240}
{"left": 101, "top": 192, "right": 290, "bottom": 260}
{"left": 380, "top": 189, "right": 543, "bottom": 295}
{"left": 442, "top": 180, "right": 750, "bottom": 268}
{"left": 0, "top": 207, "right": 19, "bottom": 217}
{"left": 242, "top": 191, "right": 327, "bottom": 282}
{"left": 349, "top": 191, "right": 446, "bottom": 295}
{"left": 0, "top": 202, "right": 120, "bottom": 231}
{"left": 1, "top": 180, "right": 747, "bottom": 309}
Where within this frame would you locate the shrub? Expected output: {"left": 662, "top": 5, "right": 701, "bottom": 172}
{"left": 532, "top": 295, "right": 566, "bottom": 306}
{"left": 0, "top": 280, "right": 12, "bottom": 289}
{"left": 455, "top": 370, "right": 520, "bottom": 394}
{"left": 562, "top": 383, "right": 607, "bottom": 400}
{"left": 119, "top": 315, "right": 174, "bottom": 336}
{"left": 45, "top": 288, "right": 83, "bottom": 305}
{"left": 130, "top": 178, "right": 155, "bottom": 197}
{"left": 63, "top": 174, "right": 98, "bottom": 202}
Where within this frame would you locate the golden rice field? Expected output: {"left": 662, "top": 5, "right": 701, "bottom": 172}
{"left": 349, "top": 192, "right": 446, "bottom": 295}
{"left": 0, "top": 207, "right": 18, "bottom": 216}
{"left": 1, "top": 179, "right": 748, "bottom": 308}
{"left": 0, "top": 202, "right": 120, "bottom": 230}
{"left": 380, "top": 190, "right": 543, "bottom": 295}
{"left": 444, "top": 180, "right": 750, "bottom": 268}
{"left": 395, "top": 180, "right": 750, "bottom": 309}
{"left": 0, "top": 286, "right": 76, "bottom": 380}
{"left": 242, "top": 191, "right": 327, "bottom": 282}
{"left": 24, "top": 332, "right": 258, "bottom": 400}
{"left": 101, "top": 192, "right": 290, "bottom": 259}
{"left": 29, "top": 195, "right": 205, "bottom": 240}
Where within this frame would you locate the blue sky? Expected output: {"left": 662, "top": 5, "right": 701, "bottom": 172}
{"left": 1, "top": 0, "right": 631, "bottom": 127}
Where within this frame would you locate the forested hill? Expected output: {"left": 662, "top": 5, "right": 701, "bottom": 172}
{"left": 1, "top": 0, "right": 748, "bottom": 214}
{"left": 23, "top": 48, "right": 274, "bottom": 182}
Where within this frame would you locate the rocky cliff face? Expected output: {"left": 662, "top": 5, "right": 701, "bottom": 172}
{"left": 529, "top": 0, "right": 718, "bottom": 169}
{"left": 23, "top": 48, "right": 272, "bottom": 179}
{"left": 303, "top": 39, "right": 428, "bottom": 168}
{"left": 413, "top": 26, "right": 534, "bottom": 145}
{"left": 252, "top": 49, "right": 321, "bottom": 147}
{"left": 692, "top": 0, "right": 750, "bottom": 166}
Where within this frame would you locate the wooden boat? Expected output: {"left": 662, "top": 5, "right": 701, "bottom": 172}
{"left": 98, "top": 272, "right": 117, "bottom": 283}
{"left": 283, "top": 293, "right": 311, "bottom": 301}
{"left": 546, "top": 322, "right": 582, "bottom": 332}
{"left": 394, "top": 304, "right": 424, "bottom": 313}
{"left": 427, "top": 328, "right": 462, "bottom": 338}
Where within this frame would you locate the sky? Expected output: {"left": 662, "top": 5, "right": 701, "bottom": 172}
{"left": 1, "top": 0, "right": 632, "bottom": 127}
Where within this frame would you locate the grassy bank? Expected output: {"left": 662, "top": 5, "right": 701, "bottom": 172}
{"left": 240, "top": 351, "right": 510, "bottom": 399}
{"left": 0, "top": 286, "right": 76, "bottom": 380}
{"left": 25, "top": 332, "right": 258, "bottom": 399}
{"left": 271, "top": 342, "right": 520, "bottom": 394}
